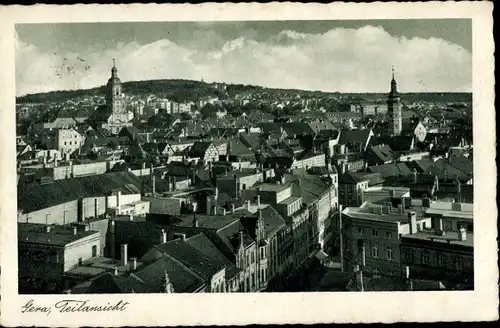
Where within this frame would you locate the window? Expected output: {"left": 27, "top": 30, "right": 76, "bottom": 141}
{"left": 421, "top": 251, "right": 430, "bottom": 265}
{"left": 251, "top": 252, "right": 254, "bottom": 263}
{"left": 372, "top": 229, "right": 378, "bottom": 237}
{"left": 386, "top": 246, "right": 394, "bottom": 260}
{"left": 404, "top": 249, "right": 414, "bottom": 264}
{"left": 357, "top": 228, "right": 364, "bottom": 235}
{"left": 385, "top": 232, "right": 393, "bottom": 239}
{"left": 92, "top": 245, "right": 97, "bottom": 257}
{"left": 445, "top": 220, "right": 453, "bottom": 231}
{"left": 260, "top": 248, "right": 265, "bottom": 259}
{"left": 371, "top": 245, "right": 379, "bottom": 258}
{"left": 436, "top": 253, "right": 446, "bottom": 268}
{"left": 64, "top": 141, "right": 67, "bottom": 145}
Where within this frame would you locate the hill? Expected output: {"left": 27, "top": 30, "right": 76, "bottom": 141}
{"left": 16, "top": 78, "right": 472, "bottom": 105}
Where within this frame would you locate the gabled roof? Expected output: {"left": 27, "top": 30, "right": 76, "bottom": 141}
{"left": 349, "top": 172, "right": 385, "bottom": 186}
{"left": 448, "top": 156, "right": 473, "bottom": 175}
{"left": 81, "top": 272, "right": 153, "bottom": 294}
{"left": 338, "top": 171, "right": 370, "bottom": 184}
{"left": 364, "top": 145, "right": 394, "bottom": 164}
{"left": 389, "top": 136, "right": 414, "bottom": 152}
{"left": 185, "top": 232, "right": 240, "bottom": 279}
{"left": 367, "top": 162, "right": 412, "bottom": 178}
{"left": 149, "top": 238, "right": 226, "bottom": 281}
{"left": 188, "top": 141, "right": 215, "bottom": 158}
{"left": 338, "top": 129, "right": 372, "bottom": 145}
{"left": 133, "top": 256, "right": 205, "bottom": 293}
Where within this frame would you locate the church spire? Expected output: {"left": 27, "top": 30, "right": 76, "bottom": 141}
{"left": 111, "top": 58, "right": 118, "bottom": 78}
{"left": 390, "top": 66, "right": 398, "bottom": 93}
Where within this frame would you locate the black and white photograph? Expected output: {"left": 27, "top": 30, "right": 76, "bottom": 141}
{"left": 0, "top": 2, "right": 496, "bottom": 326}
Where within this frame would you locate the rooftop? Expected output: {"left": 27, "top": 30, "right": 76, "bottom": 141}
{"left": 253, "top": 183, "right": 290, "bottom": 193}
{"left": 18, "top": 223, "right": 99, "bottom": 247}
{"left": 424, "top": 201, "right": 473, "bottom": 220}
{"left": 343, "top": 203, "right": 426, "bottom": 224}
{"left": 403, "top": 229, "right": 473, "bottom": 248}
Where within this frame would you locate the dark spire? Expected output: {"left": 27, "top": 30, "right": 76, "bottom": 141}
{"left": 111, "top": 58, "right": 117, "bottom": 78}
{"left": 390, "top": 66, "right": 398, "bottom": 93}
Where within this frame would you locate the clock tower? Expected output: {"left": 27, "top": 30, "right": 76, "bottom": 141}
{"left": 387, "top": 67, "right": 403, "bottom": 136}
{"left": 106, "top": 59, "right": 129, "bottom": 134}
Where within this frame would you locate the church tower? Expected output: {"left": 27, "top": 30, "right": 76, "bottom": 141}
{"left": 107, "top": 59, "right": 125, "bottom": 115}
{"left": 387, "top": 67, "right": 402, "bottom": 136}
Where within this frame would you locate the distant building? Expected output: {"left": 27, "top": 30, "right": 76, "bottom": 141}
{"left": 90, "top": 61, "right": 133, "bottom": 134}
{"left": 387, "top": 68, "right": 403, "bottom": 136}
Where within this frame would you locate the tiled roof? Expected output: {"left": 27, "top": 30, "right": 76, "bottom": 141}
{"left": 133, "top": 256, "right": 205, "bottom": 293}
{"left": 338, "top": 129, "right": 372, "bottom": 145}
{"left": 152, "top": 239, "right": 226, "bottom": 280}
{"left": 188, "top": 141, "right": 215, "bottom": 158}
{"left": 367, "top": 162, "right": 412, "bottom": 178}
{"left": 81, "top": 272, "right": 154, "bottom": 294}
{"left": 18, "top": 171, "right": 143, "bottom": 213}
{"left": 365, "top": 145, "right": 394, "bottom": 164}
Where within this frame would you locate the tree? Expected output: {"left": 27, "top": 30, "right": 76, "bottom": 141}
{"left": 200, "top": 103, "right": 217, "bottom": 119}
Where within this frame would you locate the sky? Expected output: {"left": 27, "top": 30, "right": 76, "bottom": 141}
{"left": 15, "top": 19, "right": 472, "bottom": 96}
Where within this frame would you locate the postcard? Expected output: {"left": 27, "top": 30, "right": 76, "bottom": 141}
{"left": 0, "top": 2, "right": 497, "bottom": 326}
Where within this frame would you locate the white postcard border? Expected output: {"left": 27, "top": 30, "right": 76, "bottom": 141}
{"left": 0, "top": 2, "right": 496, "bottom": 326}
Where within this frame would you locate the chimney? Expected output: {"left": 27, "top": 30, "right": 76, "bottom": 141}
{"left": 129, "top": 214, "right": 134, "bottom": 221}
{"left": 116, "top": 191, "right": 122, "bottom": 209}
{"left": 435, "top": 218, "right": 445, "bottom": 236}
{"left": 94, "top": 198, "right": 98, "bottom": 218}
{"left": 214, "top": 187, "right": 219, "bottom": 200}
{"left": 231, "top": 204, "right": 236, "bottom": 213}
{"left": 54, "top": 158, "right": 58, "bottom": 167}
{"left": 114, "top": 266, "right": 118, "bottom": 275}
{"left": 405, "top": 265, "right": 410, "bottom": 279}
{"left": 73, "top": 226, "right": 78, "bottom": 235}
{"left": 239, "top": 231, "right": 245, "bottom": 249}
{"left": 239, "top": 164, "right": 242, "bottom": 171}
{"left": 130, "top": 257, "right": 137, "bottom": 271}
{"left": 152, "top": 174, "right": 156, "bottom": 195}
{"left": 213, "top": 205, "right": 217, "bottom": 215}
{"left": 161, "top": 229, "right": 167, "bottom": 244}
{"left": 408, "top": 212, "right": 417, "bottom": 234}
{"left": 45, "top": 225, "right": 51, "bottom": 233}
{"left": 257, "top": 195, "right": 261, "bottom": 206}
{"left": 245, "top": 200, "right": 251, "bottom": 211}
{"left": 413, "top": 169, "right": 417, "bottom": 183}
{"left": 458, "top": 227, "right": 467, "bottom": 241}
{"left": 422, "top": 197, "right": 430, "bottom": 208}
{"left": 120, "top": 244, "right": 128, "bottom": 266}
{"left": 222, "top": 208, "right": 227, "bottom": 216}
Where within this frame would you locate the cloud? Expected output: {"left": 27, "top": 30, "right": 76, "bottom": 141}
{"left": 16, "top": 25, "right": 472, "bottom": 96}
